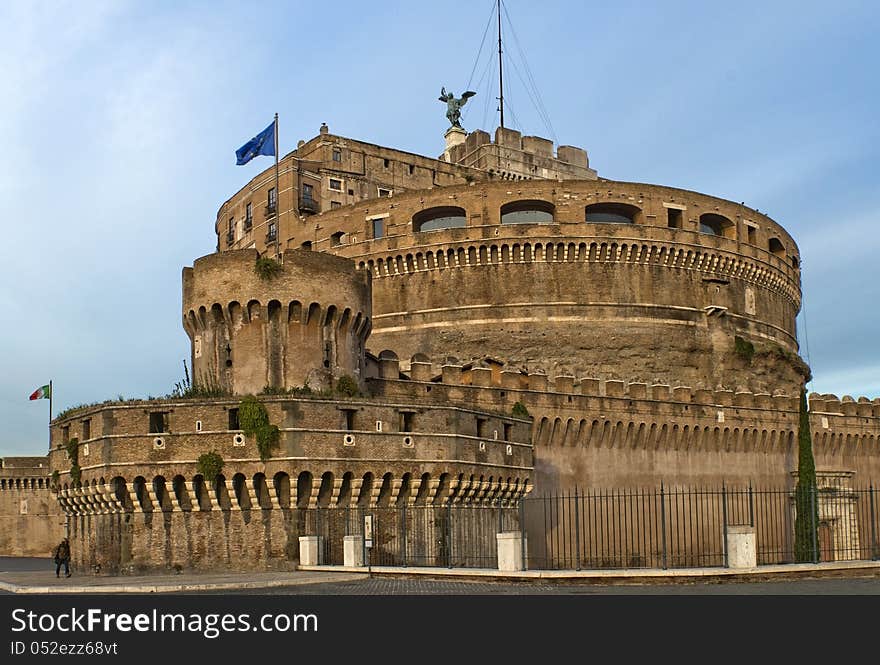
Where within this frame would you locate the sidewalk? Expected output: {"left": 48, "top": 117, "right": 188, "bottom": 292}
{"left": 1, "top": 560, "right": 878, "bottom": 594}
{"left": 0, "top": 569, "right": 367, "bottom": 594}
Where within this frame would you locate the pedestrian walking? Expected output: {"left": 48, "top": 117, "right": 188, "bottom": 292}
{"left": 53, "top": 537, "right": 71, "bottom": 578}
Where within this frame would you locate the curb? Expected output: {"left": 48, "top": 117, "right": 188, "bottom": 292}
{"left": 298, "top": 561, "right": 880, "bottom": 585}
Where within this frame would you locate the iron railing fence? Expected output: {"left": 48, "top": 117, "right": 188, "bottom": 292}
{"left": 295, "top": 484, "right": 879, "bottom": 571}
{"left": 523, "top": 484, "right": 880, "bottom": 570}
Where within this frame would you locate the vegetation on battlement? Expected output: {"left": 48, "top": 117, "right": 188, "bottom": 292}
{"left": 239, "top": 396, "right": 280, "bottom": 462}
{"left": 254, "top": 256, "right": 283, "bottom": 281}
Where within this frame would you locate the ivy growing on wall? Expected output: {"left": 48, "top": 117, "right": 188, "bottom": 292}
{"left": 65, "top": 437, "right": 81, "bottom": 486}
{"left": 239, "top": 395, "right": 280, "bottom": 462}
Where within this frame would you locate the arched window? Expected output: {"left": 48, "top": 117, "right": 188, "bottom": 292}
{"left": 412, "top": 206, "right": 467, "bottom": 232}
{"left": 500, "top": 200, "right": 554, "bottom": 224}
{"left": 585, "top": 202, "right": 640, "bottom": 224}
{"left": 768, "top": 237, "right": 785, "bottom": 257}
{"left": 699, "top": 213, "right": 734, "bottom": 238}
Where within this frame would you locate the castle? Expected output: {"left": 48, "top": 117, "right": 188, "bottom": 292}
{"left": 2, "top": 122, "right": 878, "bottom": 572}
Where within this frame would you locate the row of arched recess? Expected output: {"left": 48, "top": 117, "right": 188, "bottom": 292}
{"left": 356, "top": 239, "right": 800, "bottom": 304}
{"left": 56, "top": 471, "right": 530, "bottom": 516}
{"left": 534, "top": 416, "right": 879, "bottom": 453}
{"left": 184, "top": 300, "right": 369, "bottom": 337}
{"left": 405, "top": 201, "right": 795, "bottom": 262}
{"left": 0, "top": 477, "right": 49, "bottom": 491}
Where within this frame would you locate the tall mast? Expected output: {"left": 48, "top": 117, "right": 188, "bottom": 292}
{"left": 497, "top": 0, "right": 504, "bottom": 128}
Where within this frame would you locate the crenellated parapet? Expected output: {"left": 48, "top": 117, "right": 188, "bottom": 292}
{"left": 368, "top": 355, "right": 880, "bottom": 475}
{"left": 182, "top": 248, "right": 372, "bottom": 394}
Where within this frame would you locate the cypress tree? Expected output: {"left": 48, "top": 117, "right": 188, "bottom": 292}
{"left": 794, "top": 388, "right": 819, "bottom": 562}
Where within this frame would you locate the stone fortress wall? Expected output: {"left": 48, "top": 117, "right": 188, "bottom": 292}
{"left": 369, "top": 357, "right": 880, "bottom": 490}
{"left": 0, "top": 457, "right": 64, "bottom": 556}
{"left": 183, "top": 248, "right": 372, "bottom": 394}
{"left": 269, "top": 178, "right": 804, "bottom": 395}
{"left": 46, "top": 394, "right": 532, "bottom": 572}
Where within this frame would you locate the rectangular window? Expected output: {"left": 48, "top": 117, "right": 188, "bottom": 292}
{"left": 329, "top": 178, "right": 342, "bottom": 191}
{"left": 228, "top": 408, "right": 240, "bottom": 431}
{"left": 372, "top": 218, "right": 384, "bottom": 239}
{"left": 148, "top": 412, "right": 167, "bottom": 434}
{"left": 383, "top": 158, "right": 390, "bottom": 168}
{"left": 61, "top": 425, "right": 70, "bottom": 445}
{"left": 267, "top": 187, "right": 277, "bottom": 212}
{"left": 476, "top": 417, "right": 487, "bottom": 438}
{"left": 267, "top": 221, "right": 277, "bottom": 242}
{"left": 378, "top": 187, "right": 392, "bottom": 198}
{"left": 399, "top": 411, "right": 414, "bottom": 432}
{"left": 331, "top": 201, "right": 341, "bottom": 209}
{"left": 331, "top": 231, "right": 344, "bottom": 246}
{"left": 332, "top": 148, "right": 342, "bottom": 162}
{"left": 343, "top": 409, "right": 356, "bottom": 431}
{"left": 246, "top": 202, "right": 253, "bottom": 225}
{"left": 347, "top": 188, "right": 355, "bottom": 196}
{"left": 227, "top": 217, "right": 235, "bottom": 244}
{"left": 503, "top": 423, "right": 512, "bottom": 441}
{"left": 408, "top": 164, "right": 414, "bottom": 175}
{"left": 667, "top": 208, "right": 682, "bottom": 229}
{"left": 82, "top": 419, "right": 91, "bottom": 440}
{"left": 747, "top": 225, "right": 757, "bottom": 245}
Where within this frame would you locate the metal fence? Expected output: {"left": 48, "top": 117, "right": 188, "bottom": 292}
{"left": 299, "top": 484, "right": 879, "bottom": 571}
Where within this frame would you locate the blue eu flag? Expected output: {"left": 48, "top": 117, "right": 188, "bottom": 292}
{"left": 235, "top": 121, "right": 276, "bottom": 165}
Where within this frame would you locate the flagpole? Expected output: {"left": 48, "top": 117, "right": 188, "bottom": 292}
{"left": 274, "top": 112, "right": 280, "bottom": 259}
{"left": 48, "top": 379, "right": 53, "bottom": 450}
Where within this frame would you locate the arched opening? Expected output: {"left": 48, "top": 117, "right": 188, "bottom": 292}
{"left": 768, "top": 237, "right": 786, "bottom": 257}
{"left": 172, "top": 475, "right": 191, "bottom": 510}
{"left": 296, "top": 472, "right": 313, "bottom": 508}
{"left": 500, "top": 200, "right": 554, "bottom": 224}
{"left": 699, "top": 213, "right": 735, "bottom": 238}
{"left": 317, "top": 472, "right": 334, "bottom": 507}
{"left": 215, "top": 474, "right": 231, "bottom": 509}
{"left": 377, "top": 473, "right": 393, "bottom": 507}
{"left": 153, "top": 476, "right": 171, "bottom": 512}
{"left": 273, "top": 472, "right": 291, "bottom": 509}
{"left": 133, "top": 476, "right": 149, "bottom": 511}
{"left": 585, "top": 202, "right": 640, "bottom": 224}
{"left": 412, "top": 206, "right": 467, "bottom": 232}
{"left": 358, "top": 473, "right": 374, "bottom": 507}
{"left": 192, "top": 475, "right": 209, "bottom": 510}
{"left": 252, "top": 473, "right": 271, "bottom": 509}
{"left": 232, "top": 473, "right": 249, "bottom": 510}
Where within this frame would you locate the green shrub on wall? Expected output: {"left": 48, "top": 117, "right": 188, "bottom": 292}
{"left": 335, "top": 375, "right": 359, "bottom": 397}
{"left": 512, "top": 401, "right": 530, "bottom": 418}
{"left": 239, "top": 395, "right": 280, "bottom": 462}
{"left": 196, "top": 450, "right": 224, "bottom": 481}
{"left": 254, "top": 256, "right": 283, "bottom": 281}
{"left": 734, "top": 336, "right": 755, "bottom": 362}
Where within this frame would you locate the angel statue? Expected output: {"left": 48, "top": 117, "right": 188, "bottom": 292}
{"left": 439, "top": 87, "right": 476, "bottom": 129}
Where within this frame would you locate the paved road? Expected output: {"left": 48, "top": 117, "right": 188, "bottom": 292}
{"left": 3, "top": 557, "right": 878, "bottom": 594}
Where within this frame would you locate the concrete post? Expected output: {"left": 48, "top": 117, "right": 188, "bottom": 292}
{"left": 343, "top": 534, "right": 364, "bottom": 567}
{"left": 726, "top": 526, "right": 756, "bottom": 568}
{"left": 496, "top": 531, "right": 527, "bottom": 571}
{"left": 298, "top": 536, "right": 323, "bottom": 566}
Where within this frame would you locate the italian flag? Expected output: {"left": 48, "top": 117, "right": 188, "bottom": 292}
{"left": 29, "top": 384, "right": 51, "bottom": 400}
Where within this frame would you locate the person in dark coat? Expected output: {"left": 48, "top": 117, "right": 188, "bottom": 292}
{"left": 53, "top": 538, "right": 71, "bottom": 578}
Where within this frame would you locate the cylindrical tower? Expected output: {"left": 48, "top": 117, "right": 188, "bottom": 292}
{"left": 182, "top": 248, "right": 371, "bottom": 394}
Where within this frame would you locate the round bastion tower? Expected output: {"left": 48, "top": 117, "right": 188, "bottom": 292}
{"left": 182, "top": 249, "right": 372, "bottom": 394}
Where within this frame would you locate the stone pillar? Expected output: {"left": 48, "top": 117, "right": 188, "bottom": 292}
{"left": 496, "top": 531, "right": 527, "bottom": 571}
{"left": 298, "top": 536, "right": 323, "bottom": 566}
{"left": 343, "top": 535, "right": 364, "bottom": 567}
{"left": 443, "top": 126, "right": 466, "bottom": 162}
{"left": 726, "top": 526, "right": 756, "bottom": 568}
{"left": 226, "top": 480, "right": 240, "bottom": 510}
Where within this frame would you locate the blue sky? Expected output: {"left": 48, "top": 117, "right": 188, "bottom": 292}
{"left": 1, "top": 0, "right": 878, "bottom": 457}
